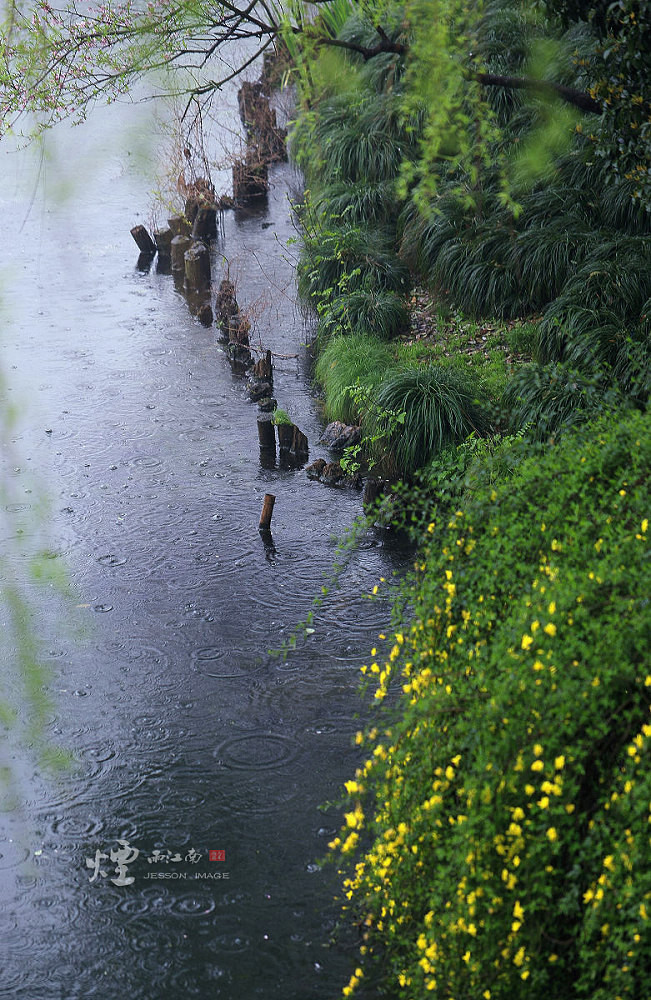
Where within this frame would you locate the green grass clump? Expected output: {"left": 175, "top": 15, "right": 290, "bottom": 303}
{"left": 372, "top": 365, "right": 490, "bottom": 475}
{"left": 272, "top": 408, "right": 292, "bottom": 426}
{"left": 333, "top": 407, "right": 651, "bottom": 1000}
{"left": 320, "top": 288, "right": 409, "bottom": 341}
{"left": 314, "top": 333, "right": 395, "bottom": 424}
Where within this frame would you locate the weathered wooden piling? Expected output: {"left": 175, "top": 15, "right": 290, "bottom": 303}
{"left": 276, "top": 422, "right": 294, "bottom": 450}
{"left": 291, "top": 425, "right": 309, "bottom": 457}
{"left": 252, "top": 349, "right": 273, "bottom": 381}
{"left": 170, "top": 234, "right": 192, "bottom": 271}
{"left": 191, "top": 206, "right": 217, "bottom": 240}
{"left": 228, "top": 312, "right": 250, "bottom": 346}
{"left": 153, "top": 227, "right": 173, "bottom": 257}
{"left": 130, "top": 225, "right": 156, "bottom": 255}
{"left": 232, "top": 153, "right": 268, "bottom": 203}
{"left": 184, "top": 241, "right": 211, "bottom": 289}
{"left": 257, "top": 413, "right": 276, "bottom": 449}
{"left": 259, "top": 493, "right": 276, "bottom": 530}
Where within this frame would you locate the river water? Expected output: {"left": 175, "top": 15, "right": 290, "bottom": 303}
{"left": 0, "top": 87, "right": 406, "bottom": 998}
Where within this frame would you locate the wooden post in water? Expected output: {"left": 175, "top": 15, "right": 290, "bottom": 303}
{"left": 130, "top": 225, "right": 157, "bottom": 254}
{"left": 259, "top": 493, "right": 275, "bottom": 530}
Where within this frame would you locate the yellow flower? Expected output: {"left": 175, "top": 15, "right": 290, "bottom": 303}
{"left": 521, "top": 634, "right": 534, "bottom": 650}
{"left": 546, "top": 827, "right": 558, "bottom": 842}
{"left": 513, "top": 900, "right": 524, "bottom": 920}
{"left": 533, "top": 743, "right": 543, "bottom": 757}
{"left": 537, "top": 796, "right": 550, "bottom": 809}
{"left": 548, "top": 601, "right": 556, "bottom": 614}
{"left": 544, "top": 622, "right": 557, "bottom": 637}
{"left": 513, "top": 946, "right": 526, "bottom": 966}
{"left": 554, "top": 755, "right": 565, "bottom": 770}
{"left": 531, "top": 760, "right": 544, "bottom": 772}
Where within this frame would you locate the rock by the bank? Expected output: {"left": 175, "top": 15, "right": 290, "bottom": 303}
{"left": 319, "top": 421, "right": 361, "bottom": 451}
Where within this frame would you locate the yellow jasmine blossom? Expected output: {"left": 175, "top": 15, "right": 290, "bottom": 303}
{"left": 537, "top": 796, "right": 550, "bottom": 809}
{"left": 546, "top": 827, "right": 558, "bottom": 842}
{"left": 521, "top": 635, "right": 534, "bottom": 650}
{"left": 513, "top": 900, "right": 524, "bottom": 920}
{"left": 533, "top": 744, "right": 543, "bottom": 757}
{"left": 544, "top": 622, "right": 557, "bottom": 637}
{"left": 548, "top": 601, "right": 556, "bottom": 614}
{"left": 554, "top": 755, "right": 565, "bottom": 770}
{"left": 531, "top": 760, "right": 544, "bottom": 772}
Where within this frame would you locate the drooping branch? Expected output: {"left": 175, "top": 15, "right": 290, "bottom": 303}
{"left": 474, "top": 72, "right": 602, "bottom": 115}
{"left": 306, "top": 27, "right": 601, "bottom": 113}
{"left": 312, "top": 32, "right": 407, "bottom": 61}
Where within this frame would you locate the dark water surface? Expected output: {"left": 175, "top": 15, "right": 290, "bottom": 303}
{"left": 0, "top": 99, "right": 404, "bottom": 997}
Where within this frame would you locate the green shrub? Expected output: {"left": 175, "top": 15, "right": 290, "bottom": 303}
{"left": 298, "top": 222, "right": 410, "bottom": 305}
{"left": 333, "top": 408, "right": 651, "bottom": 1000}
{"left": 314, "top": 333, "right": 395, "bottom": 424}
{"left": 372, "top": 366, "right": 490, "bottom": 475}
{"left": 502, "top": 362, "right": 626, "bottom": 440}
